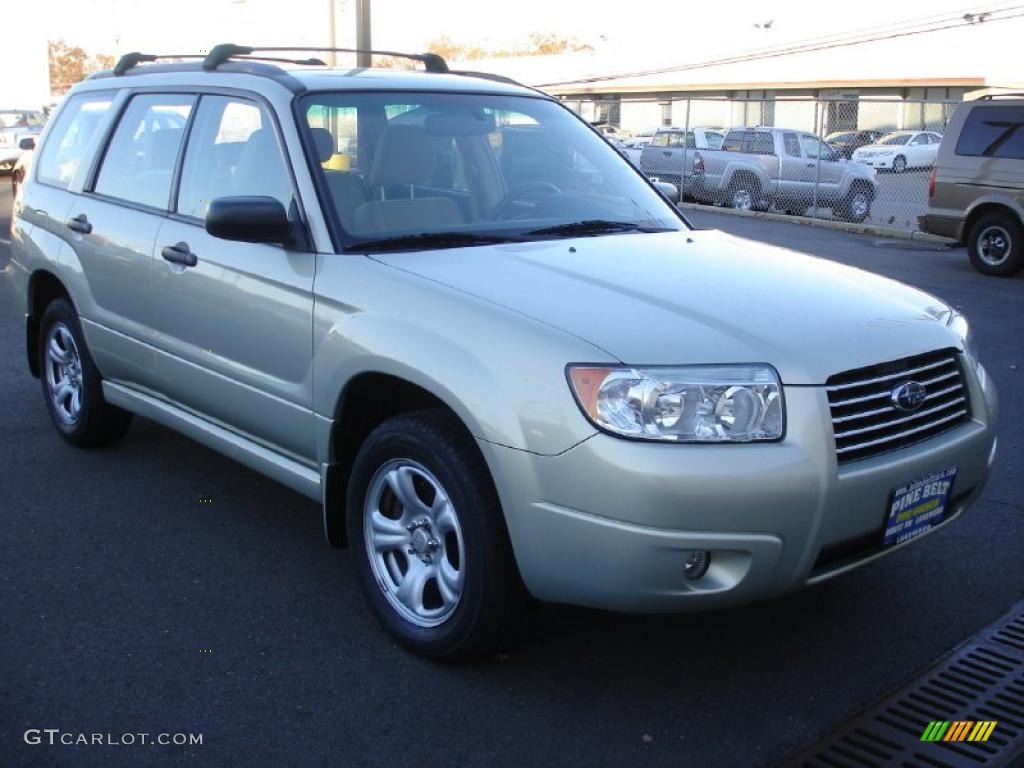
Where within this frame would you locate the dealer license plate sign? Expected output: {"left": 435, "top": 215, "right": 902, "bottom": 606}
{"left": 882, "top": 466, "right": 957, "bottom": 548}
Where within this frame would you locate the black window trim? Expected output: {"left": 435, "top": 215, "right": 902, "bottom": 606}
{"left": 32, "top": 89, "right": 120, "bottom": 192}
{"left": 84, "top": 90, "right": 199, "bottom": 216}
{"left": 292, "top": 88, "right": 692, "bottom": 255}
{"left": 76, "top": 84, "right": 314, "bottom": 251}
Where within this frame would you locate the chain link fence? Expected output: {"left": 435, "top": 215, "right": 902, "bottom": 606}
{"left": 568, "top": 95, "right": 961, "bottom": 232}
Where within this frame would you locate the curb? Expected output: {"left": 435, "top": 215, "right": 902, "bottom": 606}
{"left": 676, "top": 202, "right": 958, "bottom": 245}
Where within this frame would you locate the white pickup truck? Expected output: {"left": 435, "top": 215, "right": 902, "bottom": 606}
{"left": 649, "top": 126, "right": 879, "bottom": 223}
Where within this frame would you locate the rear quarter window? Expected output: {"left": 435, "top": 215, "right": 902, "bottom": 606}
{"left": 955, "top": 105, "right": 1024, "bottom": 160}
{"left": 35, "top": 93, "right": 114, "bottom": 190}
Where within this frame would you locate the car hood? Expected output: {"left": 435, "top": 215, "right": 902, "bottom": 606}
{"left": 372, "top": 230, "right": 958, "bottom": 385}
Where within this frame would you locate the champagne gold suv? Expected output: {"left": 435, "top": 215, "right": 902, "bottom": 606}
{"left": 7, "top": 45, "right": 998, "bottom": 659}
{"left": 920, "top": 95, "right": 1024, "bottom": 276}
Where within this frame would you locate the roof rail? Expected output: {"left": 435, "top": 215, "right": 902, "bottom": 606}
{"left": 978, "top": 92, "right": 1024, "bottom": 100}
{"left": 113, "top": 52, "right": 205, "bottom": 75}
{"left": 202, "top": 44, "right": 449, "bottom": 73}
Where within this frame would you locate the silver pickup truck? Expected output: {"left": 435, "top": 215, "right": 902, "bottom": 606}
{"left": 651, "top": 126, "right": 879, "bottom": 223}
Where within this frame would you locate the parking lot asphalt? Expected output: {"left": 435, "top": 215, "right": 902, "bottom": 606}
{"left": 1, "top": 188, "right": 1022, "bottom": 768}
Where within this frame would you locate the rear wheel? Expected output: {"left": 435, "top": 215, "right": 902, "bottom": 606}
{"left": 968, "top": 212, "right": 1023, "bottom": 277}
{"left": 892, "top": 155, "right": 907, "bottom": 174}
{"left": 727, "top": 178, "right": 766, "bottom": 212}
{"left": 347, "top": 409, "right": 520, "bottom": 660}
{"left": 38, "top": 298, "right": 132, "bottom": 446}
{"left": 837, "top": 185, "right": 872, "bottom": 223}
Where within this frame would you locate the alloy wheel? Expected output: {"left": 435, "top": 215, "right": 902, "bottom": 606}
{"left": 44, "top": 322, "right": 84, "bottom": 426}
{"left": 731, "top": 188, "right": 754, "bottom": 210}
{"left": 363, "top": 459, "right": 466, "bottom": 628}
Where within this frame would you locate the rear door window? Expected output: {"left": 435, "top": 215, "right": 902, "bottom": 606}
{"left": 955, "top": 105, "right": 1024, "bottom": 159}
{"left": 93, "top": 94, "right": 195, "bottom": 210}
{"left": 723, "top": 130, "right": 774, "bottom": 155}
{"left": 35, "top": 93, "right": 114, "bottom": 190}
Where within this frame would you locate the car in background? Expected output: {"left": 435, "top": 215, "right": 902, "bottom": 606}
{"left": 652, "top": 126, "right": 877, "bottom": 221}
{"left": 625, "top": 127, "right": 659, "bottom": 147}
{"left": 0, "top": 109, "right": 45, "bottom": 172}
{"left": 825, "top": 129, "right": 883, "bottom": 159}
{"left": 11, "top": 145, "right": 33, "bottom": 196}
{"left": 638, "top": 126, "right": 724, "bottom": 188}
{"left": 851, "top": 130, "right": 942, "bottom": 173}
{"left": 919, "top": 96, "right": 1024, "bottom": 277}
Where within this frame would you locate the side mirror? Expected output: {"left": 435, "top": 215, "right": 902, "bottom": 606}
{"left": 19, "top": 137, "right": 35, "bottom": 150}
{"left": 206, "top": 196, "right": 293, "bottom": 244}
{"left": 653, "top": 180, "right": 679, "bottom": 202}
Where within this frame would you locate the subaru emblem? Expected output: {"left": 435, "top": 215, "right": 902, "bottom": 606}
{"left": 891, "top": 381, "right": 928, "bottom": 412}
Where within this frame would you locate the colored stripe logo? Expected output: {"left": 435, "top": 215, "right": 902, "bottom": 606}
{"left": 921, "top": 721, "right": 997, "bottom": 742}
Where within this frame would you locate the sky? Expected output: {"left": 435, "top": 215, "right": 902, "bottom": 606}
{"left": 27, "top": 0, "right": 1023, "bottom": 67}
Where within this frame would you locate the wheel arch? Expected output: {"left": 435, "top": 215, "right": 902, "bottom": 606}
{"left": 321, "top": 370, "right": 486, "bottom": 549}
{"left": 963, "top": 201, "right": 1024, "bottom": 244}
{"left": 25, "top": 269, "right": 73, "bottom": 378}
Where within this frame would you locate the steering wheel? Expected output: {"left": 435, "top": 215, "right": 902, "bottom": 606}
{"left": 492, "top": 180, "right": 563, "bottom": 220}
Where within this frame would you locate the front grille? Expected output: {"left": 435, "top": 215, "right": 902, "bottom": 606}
{"left": 827, "top": 349, "right": 970, "bottom": 464}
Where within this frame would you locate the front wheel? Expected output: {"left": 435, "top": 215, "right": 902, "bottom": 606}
{"left": 968, "top": 212, "right": 1023, "bottom": 277}
{"left": 38, "top": 298, "right": 133, "bottom": 447}
{"left": 347, "top": 409, "right": 520, "bottom": 660}
{"left": 892, "top": 155, "right": 907, "bottom": 173}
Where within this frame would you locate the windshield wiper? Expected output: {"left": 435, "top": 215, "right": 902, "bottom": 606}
{"left": 525, "top": 219, "right": 673, "bottom": 237}
{"left": 346, "top": 231, "right": 524, "bottom": 253}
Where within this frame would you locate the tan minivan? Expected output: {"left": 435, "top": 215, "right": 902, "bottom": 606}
{"left": 920, "top": 95, "right": 1024, "bottom": 277}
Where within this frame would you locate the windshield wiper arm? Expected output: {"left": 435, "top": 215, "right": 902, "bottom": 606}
{"left": 525, "top": 219, "right": 672, "bottom": 237}
{"left": 346, "top": 231, "right": 524, "bottom": 253}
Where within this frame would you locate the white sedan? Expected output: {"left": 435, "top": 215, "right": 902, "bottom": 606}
{"left": 851, "top": 130, "right": 942, "bottom": 172}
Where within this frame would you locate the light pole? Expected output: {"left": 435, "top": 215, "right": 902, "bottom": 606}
{"left": 328, "top": 0, "right": 337, "bottom": 65}
{"left": 355, "top": 0, "right": 371, "bottom": 67}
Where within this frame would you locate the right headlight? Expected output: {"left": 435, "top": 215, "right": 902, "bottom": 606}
{"left": 947, "top": 311, "right": 979, "bottom": 366}
{"left": 567, "top": 365, "right": 784, "bottom": 442}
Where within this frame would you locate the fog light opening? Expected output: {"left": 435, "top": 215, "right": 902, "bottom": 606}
{"left": 684, "top": 549, "right": 711, "bottom": 580}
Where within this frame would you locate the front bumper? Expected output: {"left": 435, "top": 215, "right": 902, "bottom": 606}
{"left": 0, "top": 147, "right": 24, "bottom": 167}
{"left": 854, "top": 156, "right": 895, "bottom": 169}
{"left": 482, "top": 362, "right": 998, "bottom": 612}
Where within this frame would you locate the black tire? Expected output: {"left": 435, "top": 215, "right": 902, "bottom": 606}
{"left": 347, "top": 409, "right": 521, "bottom": 660}
{"left": 892, "top": 155, "right": 907, "bottom": 174}
{"left": 38, "top": 298, "right": 132, "bottom": 447}
{"left": 967, "top": 212, "right": 1024, "bottom": 277}
{"left": 837, "top": 184, "right": 873, "bottom": 223}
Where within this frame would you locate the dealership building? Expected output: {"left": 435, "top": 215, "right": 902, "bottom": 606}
{"left": 458, "top": 19, "right": 1021, "bottom": 136}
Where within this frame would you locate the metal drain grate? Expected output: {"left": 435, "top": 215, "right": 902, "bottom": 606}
{"left": 780, "top": 600, "right": 1024, "bottom": 768}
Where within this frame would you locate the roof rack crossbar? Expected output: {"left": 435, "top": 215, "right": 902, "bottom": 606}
{"left": 113, "top": 52, "right": 205, "bottom": 76}
{"left": 202, "top": 44, "right": 448, "bottom": 73}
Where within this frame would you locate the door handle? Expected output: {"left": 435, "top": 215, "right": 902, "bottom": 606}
{"left": 806, "top": 163, "right": 815, "bottom": 168}
{"left": 161, "top": 241, "right": 198, "bottom": 268}
{"left": 663, "top": 151, "right": 672, "bottom": 156}
{"left": 66, "top": 213, "right": 92, "bottom": 234}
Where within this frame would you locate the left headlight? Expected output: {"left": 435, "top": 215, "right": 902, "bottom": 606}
{"left": 567, "top": 365, "right": 784, "bottom": 442}
{"left": 947, "top": 311, "right": 979, "bottom": 365}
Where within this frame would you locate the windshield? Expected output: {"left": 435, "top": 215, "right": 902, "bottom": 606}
{"left": 879, "top": 133, "right": 911, "bottom": 145}
{"left": 300, "top": 91, "right": 684, "bottom": 251}
{"left": 0, "top": 111, "right": 44, "bottom": 129}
